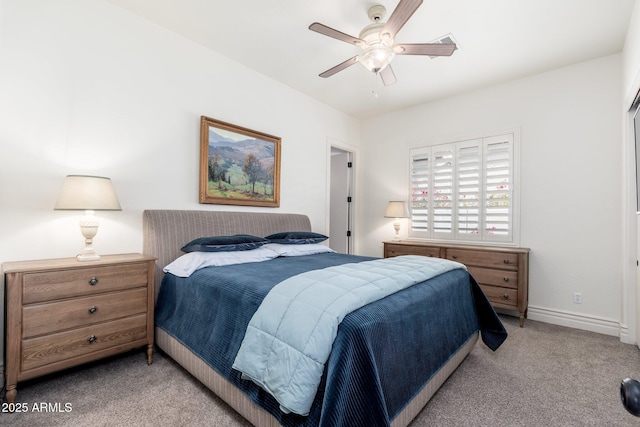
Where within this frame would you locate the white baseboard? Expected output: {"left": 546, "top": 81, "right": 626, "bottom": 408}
{"left": 620, "top": 324, "right": 633, "bottom": 344}
{"left": 525, "top": 305, "right": 621, "bottom": 337}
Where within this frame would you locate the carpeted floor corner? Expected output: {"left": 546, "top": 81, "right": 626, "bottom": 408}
{"left": 414, "top": 316, "right": 640, "bottom": 426}
{"left": 2, "top": 315, "right": 640, "bottom": 426}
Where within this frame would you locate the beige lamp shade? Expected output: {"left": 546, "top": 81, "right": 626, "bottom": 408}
{"left": 54, "top": 175, "right": 122, "bottom": 211}
{"left": 384, "top": 201, "right": 409, "bottom": 218}
{"left": 54, "top": 175, "right": 121, "bottom": 261}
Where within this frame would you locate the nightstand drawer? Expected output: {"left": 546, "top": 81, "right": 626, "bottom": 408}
{"left": 22, "top": 263, "right": 149, "bottom": 304}
{"left": 467, "top": 266, "right": 518, "bottom": 289}
{"left": 22, "top": 288, "right": 148, "bottom": 339}
{"left": 479, "top": 285, "right": 518, "bottom": 308}
{"left": 385, "top": 244, "right": 441, "bottom": 258}
{"left": 21, "top": 313, "right": 148, "bottom": 372}
{"left": 446, "top": 248, "right": 519, "bottom": 269}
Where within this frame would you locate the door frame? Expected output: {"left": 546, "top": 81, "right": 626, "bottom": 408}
{"left": 623, "top": 84, "right": 640, "bottom": 346}
{"left": 326, "top": 138, "right": 358, "bottom": 254}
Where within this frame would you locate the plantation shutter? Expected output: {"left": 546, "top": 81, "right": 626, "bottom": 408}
{"left": 484, "top": 134, "right": 513, "bottom": 242}
{"left": 410, "top": 148, "right": 430, "bottom": 237}
{"left": 432, "top": 146, "right": 454, "bottom": 236}
{"left": 408, "top": 132, "right": 516, "bottom": 244}
{"left": 456, "top": 141, "right": 482, "bottom": 240}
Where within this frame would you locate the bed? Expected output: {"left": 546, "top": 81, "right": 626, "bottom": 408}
{"left": 143, "top": 209, "right": 506, "bottom": 427}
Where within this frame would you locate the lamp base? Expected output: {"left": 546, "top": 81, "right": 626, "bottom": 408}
{"left": 77, "top": 251, "right": 100, "bottom": 262}
{"left": 77, "top": 212, "right": 100, "bottom": 261}
{"left": 392, "top": 220, "right": 401, "bottom": 241}
{"left": 77, "top": 242, "right": 100, "bottom": 261}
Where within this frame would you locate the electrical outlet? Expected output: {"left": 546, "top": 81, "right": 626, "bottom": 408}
{"left": 573, "top": 292, "right": 582, "bottom": 304}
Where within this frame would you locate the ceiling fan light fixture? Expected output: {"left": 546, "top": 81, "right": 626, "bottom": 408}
{"left": 310, "top": 0, "right": 456, "bottom": 83}
{"left": 359, "top": 43, "right": 395, "bottom": 74}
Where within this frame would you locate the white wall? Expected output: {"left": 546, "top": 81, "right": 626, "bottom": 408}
{"left": 359, "top": 54, "right": 623, "bottom": 335}
{"left": 0, "top": 0, "right": 361, "bottom": 259}
{"left": 0, "top": 0, "right": 360, "bottom": 366}
{"left": 624, "top": 0, "right": 640, "bottom": 99}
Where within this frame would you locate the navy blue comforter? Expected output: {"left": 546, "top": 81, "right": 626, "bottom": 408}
{"left": 155, "top": 253, "right": 507, "bottom": 427}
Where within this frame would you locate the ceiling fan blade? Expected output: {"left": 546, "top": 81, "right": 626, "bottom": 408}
{"left": 395, "top": 43, "right": 457, "bottom": 56}
{"left": 382, "top": 0, "right": 423, "bottom": 39}
{"left": 319, "top": 56, "right": 359, "bottom": 78}
{"left": 309, "top": 22, "right": 363, "bottom": 46}
{"left": 379, "top": 65, "right": 397, "bottom": 86}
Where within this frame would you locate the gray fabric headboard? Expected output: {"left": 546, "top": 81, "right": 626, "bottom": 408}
{"left": 142, "top": 210, "right": 312, "bottom": 298}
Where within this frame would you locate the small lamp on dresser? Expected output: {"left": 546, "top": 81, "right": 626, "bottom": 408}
{"left": 54, "top": 175, "right": 122, "bottom": 261}
{"left": 384, "top": 201, "right": 409, "bottom": 241}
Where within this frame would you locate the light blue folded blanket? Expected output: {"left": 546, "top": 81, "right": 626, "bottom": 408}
{"left": 232, "top": 255, "right": 466, "bottom": 416}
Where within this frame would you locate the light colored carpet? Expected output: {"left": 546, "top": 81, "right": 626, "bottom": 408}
{"left": 2, "top": 315, "right": 640, "bottom": 426}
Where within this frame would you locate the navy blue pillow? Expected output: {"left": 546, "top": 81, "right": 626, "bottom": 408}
{"left": 181, "top": 234, "right": 268, "bottom": 253}
{"left": 266, "top": 231, "right": 328, "bottom": 245}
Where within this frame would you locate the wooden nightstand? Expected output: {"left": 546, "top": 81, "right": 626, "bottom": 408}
{"left": 2, "top": 253, "right": 156, "bottom": 404}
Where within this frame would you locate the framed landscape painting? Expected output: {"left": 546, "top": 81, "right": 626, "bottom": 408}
{"left": 199, "top": 116, "right": 281, "bottom": 207}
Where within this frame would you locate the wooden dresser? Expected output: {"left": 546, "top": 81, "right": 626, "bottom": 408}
{"left": 384, "top": 241, "right": 529, "bottom": 327}
{"left": 3, "top": 253, "right": 156, "bottom": 404}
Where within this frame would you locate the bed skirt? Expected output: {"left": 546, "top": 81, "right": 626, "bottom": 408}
{"left": 155, "top": 327, "right": 479, "bottom": 427}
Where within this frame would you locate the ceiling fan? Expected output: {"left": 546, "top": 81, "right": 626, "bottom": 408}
{"left": 309, "top": 0, "right": 456, "bottom": 86}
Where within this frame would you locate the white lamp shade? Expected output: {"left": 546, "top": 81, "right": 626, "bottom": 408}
{"left": 54, "top": 175, "right": 122, "bottom": 211}
{"left": 384, "top": 201, "right": 409, "bottom": 218}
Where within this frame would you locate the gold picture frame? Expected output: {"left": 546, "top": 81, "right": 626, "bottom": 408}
{"left": 199, "top": 116, "right": 281, "bottom": 207}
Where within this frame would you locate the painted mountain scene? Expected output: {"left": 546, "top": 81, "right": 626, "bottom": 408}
{"left": 203, "top": 124, "right": 280, "bottom": 206}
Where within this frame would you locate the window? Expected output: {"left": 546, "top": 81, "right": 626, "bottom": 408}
{"left": 409, "top": 132, "right": 517, "bottom": 244}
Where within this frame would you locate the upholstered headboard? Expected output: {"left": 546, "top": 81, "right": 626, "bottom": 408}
{"left": 142, "top": 210, "right": 312, "bottom": 297}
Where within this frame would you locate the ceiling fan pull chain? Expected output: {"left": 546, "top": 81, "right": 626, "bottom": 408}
{"left": 371, "top": 72, "right": 379, "bottom": 98}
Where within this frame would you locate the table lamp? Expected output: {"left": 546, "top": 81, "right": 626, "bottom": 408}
{"left": 384, "top": 201, "right": 409, "bottom": 241}
{"left": 54, "top": 175, "right": 122, "bottom": 261}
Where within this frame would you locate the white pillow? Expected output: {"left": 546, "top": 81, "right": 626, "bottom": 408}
{"left": 263, "top": 243, "right": 336, "bottom": 257}
{"left": 163, "top": 246, "right": 278, "bottom": 277}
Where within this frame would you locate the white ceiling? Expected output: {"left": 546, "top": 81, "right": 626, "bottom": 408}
{"left": 107, "top": 0, "right": 636, "bottom": 119}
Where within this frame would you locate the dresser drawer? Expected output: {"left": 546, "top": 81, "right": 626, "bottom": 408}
{"left": 479, "top": 285, "right": 518, "bottom": 308}
{"left": 383, "top": 241, "right": 529, "bottom": 327}
{"left": 385, "top": 244, "right": 441, "bottom": 258}
{"left": 446, "top": 248, "right": 519, "bottom": 269}
{"left": 22, "top": 288, "right": 148, "bottom": 339}
{"left": 467, "top": 266, "right": 518, "bottom": 289}
{"left": 22, "top": 263, "right": 149, "bottom": 304}
{"left": 21, "top": 314, "right": 148, "bottom": 372}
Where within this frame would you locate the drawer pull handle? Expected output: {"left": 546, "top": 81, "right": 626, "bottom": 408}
{"left": 501, "top": 294, "right": 510, "bottom": 300}
{"left": 503, "top": 277, "right": 510, "bottom": 282}
{"left": 391, "top": 250, "right": 396, "bottom": 254}
{"left": 428, "top": 253, "right": 434, "bottom": 257}
{"left": 503, "top": 259, "right": 510, "bottom": 264}
{"left": 88, "top": 306, "right": 98, "bottom": 314}
{"left": 87, "top": 335, "right": 97, "bottom": 344}
{"left": 452, "top": 255, "right": 458, "bottom": 259}
{"left": 88, "top": 277, "right": 99, "bottom": 286}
